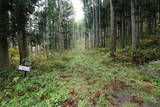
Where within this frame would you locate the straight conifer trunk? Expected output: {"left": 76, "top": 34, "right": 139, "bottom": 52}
{"left": 58, "top": 0, "right": 64, "bottom": 52}
{"left": 0, "top": 0, "right": 9, "bottom": 69}
{"left": 131, "top": 0, "right": 138, "bottom": 50}
{"left": 110, "top": 0, "right": 116, "bottom": 56}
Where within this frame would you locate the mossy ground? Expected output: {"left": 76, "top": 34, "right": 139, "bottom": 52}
{"left": 0, "top": 42, "right": 160, "bottom": 107}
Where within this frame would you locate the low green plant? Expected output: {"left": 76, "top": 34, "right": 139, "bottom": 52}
{"left": 61, "top": 54, "right": 73, "bottom": 62}
{"left": 9, "top": 48, "right": 19, "bottom": 65}
{"left": 0, "top": 72, "right": 69, "bottom": 107}
{"left": 120, "top": 103, "right": 138, "bottom": 107}
{"left": 37, "top": 60, "right": 53, "bottom": 72}
{"left": 52, "top": 60, "right": 66, "bottom": 70}
{"left": 116, "top": 47, "right": 160, "bottom": 64}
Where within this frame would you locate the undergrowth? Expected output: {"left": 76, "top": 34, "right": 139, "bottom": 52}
{"left": 0, "top": 44, "right": 160, "bottom": 107}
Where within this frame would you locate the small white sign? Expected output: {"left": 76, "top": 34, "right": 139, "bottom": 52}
{"left": 18, "top": 65, "right": 30, "bottom": 72}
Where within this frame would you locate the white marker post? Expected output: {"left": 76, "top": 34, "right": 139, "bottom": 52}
{"left": 18, "top": 65, "right": 31, "bottom": 77}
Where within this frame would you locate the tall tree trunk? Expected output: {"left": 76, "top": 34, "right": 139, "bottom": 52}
{"left": 85, "top": 32, "right": 89, "bottom": 50}
{"left": 95, "top": 5, "right": 99, "bottom": 47}
{"left": 91, "top": 6, "right": 95, "bottom": 48}
{"left": 17, "top": 5, "right": 29, "bottom": 64}
{"left": 121, "top": 12, "right": 125, "bottom": 48}
{"left": 0, "top": 0, "right": 9, "bottom": 69}
{"left": 131, "top": 0, "right": 138, "bottom": 50}
{"left": 18, "top": 28, "right": 29, "bottom": 64}
{"left": 58, "top": 0, "right": 64, "bottom": 52}
{"left": 98, "top": 0, "right": 102, "bottom": 47}
{"left": 110, "top": 0, "right": 116, "bottom": 57}
{"left": 93, "top": 6, "right": 97, "bottom": 46}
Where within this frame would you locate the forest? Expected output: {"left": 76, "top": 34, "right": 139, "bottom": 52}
{"left": 0, "top": 0, "right": 160, "bottom": 107}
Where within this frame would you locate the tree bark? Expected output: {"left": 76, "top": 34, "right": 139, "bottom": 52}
{"left": 58, "top": 0, "right": 64, "bottom": 52}
{"left": 0, "top": 0, "right": 9, "bottom": 69}
{"left": 18, "top": 29, "right": 29, "bottom": 64}
{"left": 110, "top": 0, "right": 116, "bottom": 56}
{"left": 131, "top": 0, "right": 138, "bottom": 50}
{"left": 98, "top": 0, "right": 102, "bottom": 47}
{"left": 85, "top": 32, "right": 89, "bottom": 50}
{"left": 16, "top": 4, "right": 29, "bottom": 65}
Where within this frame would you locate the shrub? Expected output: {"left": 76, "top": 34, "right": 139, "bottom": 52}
{"left": 52, "top": 60, "right": 66, "bottom": 70}
{"left": 98, "top": 48, "right": 109, "bottom": 53}
{"left": 48, "top": 53, "right": 60, "bottom": 60}
{"left": 116, "top": 47, "right": 132, "bottom": 63}
{"left": 61, "top": 54, "right": 72, "bottom": 62}
{"left": 131, "top": 48, "right": 160, "bottom": 64}
{"left": 101, "top": 53, "right": 113, "bottom": 65}
{"left": 36, "top": 60, "right": 53, "bottom": 72}
{"left": 9, "top": 48, "right": 19, "bottom": 57}
{"left": 140, "top": 35, "right": 160, "bottom": 48}
{"left": 116, "top": 47, "right": 160, "bottom": 65}
{"left": 143, "top": 61, "right": 160, "bottom": 76}
{"left": 9, "top": 48, "right": 19, "bottom": 65}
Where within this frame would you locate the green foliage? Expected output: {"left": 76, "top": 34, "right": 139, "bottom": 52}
{"left": 140, "top": 36, "right": 160, "bottom": 48}
{"left": 112, "top": 36, "right": 160, "bottom": 65}
{"left": 9, "top": 48, "right": 19, "bottom": 57}
{"left": 116, "top": 47, "right": 132, "bottom": 62}
{"left": 37, "top": 60, "right": 53, "bottom": 72}
{"left": 115, "top": 46, "right": 160, "bottom": 64}
{"left": 0, "top": 72, "right": 69, "bottom": 107}
{"left": 13, "top": 77, "right": 20, "bottom": 83}
{"left": 97, "top": 95, "right": 109, "bottom": 106}
{"left": 1, "top": 45, "right": 160, "bottom": 106}
{"left": 52, "top": 60, "right": 66, "bottom": 70}
{"left": 142, "top": 60, "right": 160, "bottom": 77}
{"left": 61, "top": 54, "right": 73, "bottom": 62}
{"left": 120, "top": 103, "right": 138, "bottom": 107}
{"left": 48, "top": 53, "right": 61, "bottom": 60}
{"left": 30, "top": 0, "right": 74, "bottom": 51}
{"left": 149, "top": 61, "right": 160, "bottom": 72}
{"left": 101, "top": 53, "right": 114, "bottom": 65}
{"left": 34, "top": 59, "right": 66, "bottom": 72}
{"left": 32, "top": 53, "right": 71, "bottom": 72}
{"left": 131, "top": 48, "right": 160, "bottom": 64}
{"left": 9, "top": 48, "right": 19, "bottom": 65}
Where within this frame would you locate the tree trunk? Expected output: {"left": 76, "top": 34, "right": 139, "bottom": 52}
{"left": 95, "top": 5, "right": 99, "bottom": 47}
{"left": 91, "top": 6, "right": 95, "bottom": 48}
{"left": 98, "top": 0, "right": 102, "bottom": 47}
{"left": 110, "top": 0, "right": 116, "bottom": 57}
{"left": 58, "top": 0, "right": 64, "bottom": 52}
{"left": 131, "top": 0, "right": 138, "bottom": 50}
{"left": 0, "top": 0, "right": 9, "bottom": 69}
{"left": 121, "top": 12, "right": 125, "bottom": 48}
{"left": 18, "top": 29, "right": 29, "bottom": 65}
{"left": 85, "top": 32, "right": 89, "bottom": 50}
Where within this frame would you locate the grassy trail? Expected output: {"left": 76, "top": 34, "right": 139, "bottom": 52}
{"left": 0, "top": 43, "right": 160, "bottom": 107}
{"left": 57, "top": 44, "right": 160, "bottom": 107}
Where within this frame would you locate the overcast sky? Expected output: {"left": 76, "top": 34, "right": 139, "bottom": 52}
{"left": 71, "top": 0, "right": 84, "bottom": 21}
{"left": 35, "top": 0, "right": 84, "bottom": 21}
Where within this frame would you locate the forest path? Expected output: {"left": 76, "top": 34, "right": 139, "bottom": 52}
{"left": 1, "top": 41, "right": 160, "bottom": 107}
{"left": 59, "top": 43, "right": 160, "bottom": 107}
{"left": 60, "top": 44, "right": 112, "bottom": 106}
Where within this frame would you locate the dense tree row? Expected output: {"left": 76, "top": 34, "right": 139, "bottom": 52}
{"left": 31, "top": 0, "right": 74, "bottom": 53}
{"left": 0, "top": 0, "right": 74, "bottom": 69}
{"left": 82, "top": 0, "right": 160, "bottom": 56}
{"left": 1, "top": 0, "right": 160, "bottom": 69}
